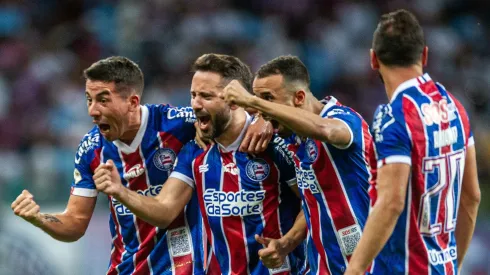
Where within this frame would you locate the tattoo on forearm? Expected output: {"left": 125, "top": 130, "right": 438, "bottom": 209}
{"left": 43, "top": 214, "right": 63, "bottom": 224}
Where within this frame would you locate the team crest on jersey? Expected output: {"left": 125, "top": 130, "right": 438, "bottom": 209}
{"left": 245, "top": 158, "right": 270, "bottom": 182}
{"left": 153, "top": 148, "right": 176, "bottom": 171}
{"left": 305, "top": 139, "right": 318, "bottom": 162}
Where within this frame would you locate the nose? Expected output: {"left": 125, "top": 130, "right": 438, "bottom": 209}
{"left": 88, "top": 102, "right": 101, "bottom": 118}
{"left": 191, "top": 97, "right": 202, "bottom": 112}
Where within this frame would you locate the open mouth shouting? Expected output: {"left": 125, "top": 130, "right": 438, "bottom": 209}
{"left": 196, "top": 114, "right": 212, "bottom": 132}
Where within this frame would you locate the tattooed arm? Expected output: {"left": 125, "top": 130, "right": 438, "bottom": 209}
{"left": 12, "top": 190, "right": 96, "bottom": 242}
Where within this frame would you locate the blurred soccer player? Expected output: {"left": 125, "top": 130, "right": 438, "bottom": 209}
{"left": 92, "top": 53, "right": 308, "bottom": 274}
{"left": 10, "top": 56, "right": 272, "bottom": 275}
{"left": 222, "top": 56, "right": 375, "bottom": 274}
{"left": 345, "top": 9, "right": 480, "bottom": 275}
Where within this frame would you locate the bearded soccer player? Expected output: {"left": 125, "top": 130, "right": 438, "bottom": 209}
{"left": 345, "top": 10, "right": 480, "bottom": 275}
{"left": 11, "top": 56, "right": 272, "bottom": 275}
{"left": 222, "top": 56, "right": 375, "bottom": 274}
{"left": 92, "top": 54, "right": 308, "bottom": 275}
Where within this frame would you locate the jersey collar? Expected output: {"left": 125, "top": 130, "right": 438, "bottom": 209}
{"left": 390, "top": 73, "right": 432, "bottom": 103}
{"left": 216, "top": 111, "right": 252, "bottom": 153}
{"left": 113, "top": 105, "right": 149, "bottom": 154}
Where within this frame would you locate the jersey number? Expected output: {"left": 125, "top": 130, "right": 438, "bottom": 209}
{"left": 419, "top": 150, "right": 465, "bottom": 236}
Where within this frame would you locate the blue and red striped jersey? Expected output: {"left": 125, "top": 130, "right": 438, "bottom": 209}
{"left": 291, "top": 96, "right": 373, "bottom": 275}
{"left": 170, "top": 114, "right": 307, "bottom": 275}
{"left": 370, "top": 73, "right": 474, "bottom": 274}
{"left": 71, "top": 104, "right": 205, "bottom": 275}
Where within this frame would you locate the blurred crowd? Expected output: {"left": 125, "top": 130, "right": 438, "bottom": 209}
{"left": 0, "top": 0, "right": 488, "bottom": 206}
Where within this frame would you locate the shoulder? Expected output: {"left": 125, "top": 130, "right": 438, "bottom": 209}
{"left": 74, "top": 126, "right": 102, "bottom": 166}
{"left": 147, "top": 104, "right": 195, "bottom": 123}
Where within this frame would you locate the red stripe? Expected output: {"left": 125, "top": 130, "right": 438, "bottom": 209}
{"left": 402, "top": 96, "right": 430, "bottom": 274}
{"left": 420, "top": 81, "right": 454, "bottom": 274}
{"left": 89, "top": 147, "right": 102, "bottom": 171}
{"left": 120, "top": 148, "right": 155, "bottom": 275}
{"left": 220, "top": 151, "right": 247, "bottom": 274}
{"left": 193, "top": 150, "right": 220, "bottom": 274}
{"left": 303, "top": 191, "right": 330, "bottom": 275}
{"left": 207, "top": 254, "right": 222, "bottom": 275}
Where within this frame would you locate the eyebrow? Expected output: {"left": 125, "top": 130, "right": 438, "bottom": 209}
{"left": 85, "top": 90, "right": 111, "bottom": 97}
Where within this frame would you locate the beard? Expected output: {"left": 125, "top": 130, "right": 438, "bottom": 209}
{"left": 204, "top": 108, "right": 231, "bottom": 140}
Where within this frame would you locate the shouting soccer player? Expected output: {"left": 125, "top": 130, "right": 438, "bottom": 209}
{"left": 11, "top": 56, "right": 272, "bottom": 275}
{"left": 345, "top": 9, "right": 480, "bottom": 275}
{"left": 222, "top": 56, "right": 375, "bottom": 274}
{"left": 92, "top": 53, "right": 308, "bottom": 274}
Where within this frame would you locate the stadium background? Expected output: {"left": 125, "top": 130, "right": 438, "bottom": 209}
{"left": 0, "top": 0, "right": 488, "bottom": 274}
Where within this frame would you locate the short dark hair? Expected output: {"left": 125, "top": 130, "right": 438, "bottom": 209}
{"left": 256, "top": 55, "right": 310, "bottom": 89}
{"left": 83, "top": 56, "right": 144, "bottom": 96}
{"left": 191, "top": 53, "right": 253, "bottom": 93}
{"left": 372, "top": 9, "right": 425, "bottom": 67}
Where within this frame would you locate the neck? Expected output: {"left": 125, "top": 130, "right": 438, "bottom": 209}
{"left": 302, "top": 94, "right": 324, "bottom": 115}
{"left": 215, "top": 108, "right": 247, "bottom": 147}
{"left": 380, "top": 65, "right": 423, "bottom": 101}
{"left": 119, "top": 105, "right": 142, "bottom": 145}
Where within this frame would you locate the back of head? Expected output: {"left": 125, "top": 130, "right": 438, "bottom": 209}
{"left": 372, "top": 9, "right": 425, "bottom": 67}
{"left": 256, "top": 55, "right": 310, "bottom": 92}
{"left": 191, "top": 53, "right": 253, "bottom": 93}
{"left": 83, "top": 56, "right": 145, "bottom": 96}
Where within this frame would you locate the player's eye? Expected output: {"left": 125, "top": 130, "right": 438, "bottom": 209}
{"left": 263, "top": 95, "right": 273, "bottom": 101}
{"left": 100, "top": 98, "right": 108, "bottom": 104}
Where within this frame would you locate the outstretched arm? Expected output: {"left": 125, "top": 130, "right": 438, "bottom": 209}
{"left": 223, "top": 80, "right": 351, "bottom": 147}
{"left": 11, "top": 191, "right": 96, "bottom": 242}
{"left": 93, "top": 160, "right": 193, "bottom": 228}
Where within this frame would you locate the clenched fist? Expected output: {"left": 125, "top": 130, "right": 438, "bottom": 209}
{"left": 222, "top": 80, "right": 255, "bottom": 107}
{"left": 11, "top": 190, "right": 42, "bottom": 224}
{"left": 93, "top": 159, "right": 124, "bottom": 197}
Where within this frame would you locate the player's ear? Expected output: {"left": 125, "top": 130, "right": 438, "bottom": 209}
{"left": 293, "top": 90, "right": 306, "bottom": 107}
{"left": 128, "top": 94, "right": 140, "bottom": 112}
{"left": 422, "top": 46, "right": 428, "bottom": 67}
{"left": 370, "top": 49, "right": 380, "bottom": 70}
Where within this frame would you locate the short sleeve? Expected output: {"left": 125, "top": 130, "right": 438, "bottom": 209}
{"left": 270, "top": 136, "right": 297, "bottom": 186}
{"left": 322, "top": 106, "right": 361, "bottom": 149}
{"left": 71, "top": 131, "right": 101, "bottom": 197}
{"left": 371, "top": 104, "right": 412, "bottom": 169}
{"left": 169, "top": 141, "right": 197, "bottom": 188}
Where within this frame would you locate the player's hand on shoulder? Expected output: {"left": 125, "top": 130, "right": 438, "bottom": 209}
{"left": 11, "top": 190, "right": 42, "bottom": 224}
{"left": 240, "top": 114, "right": 273, "bottom": 154}
{"left": 222, "top": 80, "right": 254, "bottom": 107}
{"left": 93, "top": 159, "right": 123, "bottom": 197}
{"left": 255, "top": 234, "right": 287, "bottom": 269}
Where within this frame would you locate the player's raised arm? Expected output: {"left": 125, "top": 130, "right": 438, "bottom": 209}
{"left": 93, "top": 160, "right": 193, "bottom": 228}
{"left": 223, "top": 80, "right": 351, "bottom": 148}
{"left": 456, "top": 144, "right": 481, "bottom": 270}
{"left": 11, "top": 191, "right": 96, "bottom": 242}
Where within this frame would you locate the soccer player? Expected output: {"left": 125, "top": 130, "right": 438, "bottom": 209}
{"left": 92, "top": 53, "right": 308, "bottom": 274}
{"left": 345, "top": 10, "right": 480, "bottom": 275}
{"left": 10, "top": 56, "right": 272, "bottom": 275}
{"left": 222, "top": 56, "right": 375, "bottom": 274}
